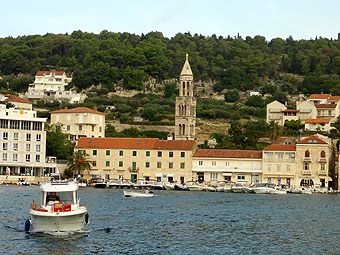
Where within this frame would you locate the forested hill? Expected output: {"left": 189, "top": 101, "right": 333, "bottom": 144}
{"left": 1, "top": 30, "right": 340, "bottom": 95}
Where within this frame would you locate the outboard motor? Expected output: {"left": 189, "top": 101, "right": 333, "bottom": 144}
{"left": 24, "top": 219, "right": 31, "bottom": 232}
{"left": 85, "top": 213, "right": 90, "bottom": 225}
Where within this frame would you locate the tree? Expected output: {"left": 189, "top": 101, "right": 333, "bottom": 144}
{"left": 67, "top": 150, "right": 92, "bottom": 177}
{"left": 46, "top": 124, "right": 73, "bottom": 159}
{"left": 224, "top": 89, "right": 240, "bottom": 103}
{"left": 268, "top": 121, "right": 281, "bottom": 143}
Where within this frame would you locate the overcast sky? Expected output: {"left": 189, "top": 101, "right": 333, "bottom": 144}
{"left": 1, "top": 0, "right": 339, "bottom": 40}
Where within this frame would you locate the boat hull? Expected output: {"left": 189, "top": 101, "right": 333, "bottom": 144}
{"left": 29, "top": 209, "right": 87, "bottom": 233}
{"left": 123, "top": 190, "right": 154, "bottom": 198}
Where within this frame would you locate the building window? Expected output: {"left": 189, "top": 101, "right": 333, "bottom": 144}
{"left": 277, "top": 165, "right": 281, "bottom": 172}
{"left": 198, "top": 161, "right": 203, "bottom": 166}
{"left": 99, "top": 127, "right": 102, "bottom": 132}
{"left": 169, "top": 162, "right": 173, "bottom": 168}
{"left": 93, "top": 150, "right": 97, "bottom": 156}
{"left": 67, "top": 125, "right": 70, "bottom": 131}
{"left": 3, "top": 132, "right": 8, "bottom": 140}
{"left": 237, "top": 175, "right": 245, "bottom": 181}
{"left": 26, "top": 144, "right": 31, "bottom": 152}
{"left": 133, "top": 151, "right": 137, "bottom": 156}
{"left": 79, "top": 125, "right": 82, "bottom": 131}
{"left": 14, "top": 133, "right": 18, "bottom": 140}
{"left": 157, "top": 162, "right": 162, "bottom": 168}
{"left": 304, "top": 163, "right": 309, "bottom": 170}
{"left": 92, "top": 161, "right": 97, "bottom": 167}
{"left": 26, "top": 154, "right": 30, "bottom": 162}
{"left": 91, "top": 126, "right": 94, "bottom": 132}
{"left": 212, "top": 161, "right": 216, "bottom": 166}
{"left": 321, "top": 163, "right": 325, "bottom": 171}
{"left": 36, "top": 155, "right": 40, "bottom": 162}
{"left": 146, "top": 151, "right": 150, "bottom": 157}
{"left": 305, "top": 150, "right": 310, "bottom": 157}
{"left": 180, "top": 162, "right": 185, "bottom": 169}
{"left": 106, "top": 161, "right": 110, "bottom": 167}
{"left": 36, "top": 134, "right": 41, "bottom": 141}
{"left": 3, "top": 143, "right": 8, "bottom": 150}
{"left": 181, "top": 152, "right": 185, "bottom": 158}
{"left": 286, "top": 165, "right": 290, "bottom": 172}
{"left": 13, "top": 154, "right": 18, "bottom": 161}
{"left": 145, "top": 162, "right": 150, "bottom": 168}
{"left": 132, "top": 162, "right": 136, "bottom": 170}
{"left": 13, "top": 143, "right": 18, "bottom": 151}
{"left": 226, "top": 161, "right": 230, "bottom": 166}
{"left": 278, "top": 153, "right": 283, "bottom": 160}
{"left": 267, "top": 165, "right": 272, "bottom": 172}
{"left": 158, "top": 151, "right": 162, "bottom": 157}
{"left": 2, "top": 153, "right": 7, "bottom": 161}
{"left": 169, "top": 152, "right": 173, "bottom": 157}
{"left": 26, "top": 134, "right": 31, "bottom": 141}
{"left": 119, "top": 161, "right": 123, "bottom": 167}
{"left": 106, "top": 150, "right": 110, "bottom": 156}
{"left": 119, "top": 150, "right": 123, "bottom": 156}
{"left": 210, "top": 172, "right": 218, "bottom": 181}
{"left": 321, "top": 151, "right": 326, "bottom": 158}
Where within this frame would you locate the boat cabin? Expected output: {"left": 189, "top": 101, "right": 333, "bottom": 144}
{"left": 40, "top": 182, "right": 79, "bottom": 207}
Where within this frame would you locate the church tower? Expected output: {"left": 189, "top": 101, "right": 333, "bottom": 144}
{"left": 175, "top": 54, "right": 196, "bottom": 140}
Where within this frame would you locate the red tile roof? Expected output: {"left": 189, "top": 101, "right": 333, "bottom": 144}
{"left": 153, "top": 140, "right": 195, "bottom": 150}
{"left": 297, "top": 135, "right": 328, "bottom": 145}
{"left": 305, "top": 119, "right": 330, "bottom": 124}
{"left": 309, "top": 94, "right": 331, "bottom": 99}
{"left": 193, "top": 149, "right": 262, "bottom": 159}
{"left": 282, "top": 109, "right": 299, "bottom": 113}
{"left": 51, "top": 107, "right": 105, "bottom": 115}
{"left": 2, "top": 94, "right": 32, "bottom": 104}
{"left": 329, "top": 96, "right": 340, "bottom": 101}
{"left": 36, "top": 71, "right": 65, "bottom": 76}
{"left": 263, "top": 144, "right": 296, "bottom": 151}
{"left": 315, "top": 104, "right": 336, "bottom": 109}
{"left": 75, "top": 137, "right": 195, "bottom": 150}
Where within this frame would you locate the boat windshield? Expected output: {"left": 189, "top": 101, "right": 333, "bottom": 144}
{"left": 45, "top": 191, "right": 75, "bottom": 205}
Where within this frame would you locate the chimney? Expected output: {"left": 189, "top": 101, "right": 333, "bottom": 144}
{"left": 94, "top": 106, "right": 97, "bottom": 111}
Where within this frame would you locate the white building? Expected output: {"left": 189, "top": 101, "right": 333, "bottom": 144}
{"left": 0, "top": 104, "right": 47, "bottom": 176}
{"left": 23, "top": 71, "right": 86, "bottom": 104}
{"left": 192, "top": 149, "right": 262, "bottom": 184}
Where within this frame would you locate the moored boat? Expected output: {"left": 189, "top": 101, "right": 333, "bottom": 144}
{"left": 123, "top": 189, "right": 154, "bottom": 198}
{"left": 27, "top": 182, "right": 89, "bottom": 234}
{"left": 186, "top": 182, "right": 203, "bottom": 191}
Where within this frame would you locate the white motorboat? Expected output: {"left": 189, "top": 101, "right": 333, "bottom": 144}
{"left": 26, "top": 182, "right": 89, "bottom": 234}
{"left": 252, "top": 183, "right": 286, "bottom": 194}
{"left": 231, "top": 183, "right": 246, "bottom": 193}
{"left": 164, "top": 183, "right": 176, "bottom": 190}
{"left": 186, "top": 182, "right": 203, "bottom": 191}
{"left": 203, "top": 185, "right": 216, "bottom": 192}
{"left": 123, "top": 189, "right": 154, "bottom": 198}
{"left": 17, "top": 179, "right": 31, "bottom": 186}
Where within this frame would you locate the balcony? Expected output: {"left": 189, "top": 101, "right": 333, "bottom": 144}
{"left": 129, "top": 167, "right": 139, "bottom": 173}
{"left": 318, "top": 158, "right": 327, "bottom": 163}
{"left": 303, "top": 157, "right": 311, "bottom": 162}
{"left": 302, "top": 170, "right": 311, "bottom": 175}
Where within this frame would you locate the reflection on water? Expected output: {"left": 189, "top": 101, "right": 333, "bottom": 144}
{"left": 0, "top": 185, "right": 340, "bottom": 254}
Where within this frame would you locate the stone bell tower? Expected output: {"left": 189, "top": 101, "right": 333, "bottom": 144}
{"left": 175, "top": 54, "right": 196, "bottom": 140}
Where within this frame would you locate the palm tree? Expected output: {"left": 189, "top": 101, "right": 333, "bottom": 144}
{"left": 67, "top": 151, "right": 92, "bottom": 177}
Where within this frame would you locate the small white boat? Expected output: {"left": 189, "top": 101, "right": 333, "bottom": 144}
{"left": 203, "top": 186, "right": 216, "bottom": 192}
{"left": 27, "top": 182, "right": 89, "bottom": 234}
{"left": 123, "top": 189, "right": 154, "bottom": 198}
{"left": 17, "top": 179, "right": 31, "bottom": 186}
{"left": 164, "top": 183, "right": 176, "bottom": 190}
{"left": 252, "top": 183, "right": 287, "bottom": 194}
{"left": 231, "top": 183, "right": 246, "bottom": 193}
{"left": 187, "top": 182, "right": 203, "bottom": 191}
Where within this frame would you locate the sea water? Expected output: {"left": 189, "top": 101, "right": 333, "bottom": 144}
{"left": 0, "top": 185, "right": 340, "bottom": 254}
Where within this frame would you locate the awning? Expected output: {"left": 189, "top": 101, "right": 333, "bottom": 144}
{"left": 155, "top": 173, "right": 162, "bottom": 177}
{"left": 328, "top": 176, "right": 333, "bottom": 181}
{"left": 222, "top": 173, "right": 232, "bottom": 176}
{"left": 167, "top": 174, "right": 174, "bottom": 177}
{"left": 143, "top": 172, "right": 151, "bottom": 177}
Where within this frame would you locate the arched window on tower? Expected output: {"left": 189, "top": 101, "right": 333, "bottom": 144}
{"left": 305, "top": 150, "right": 310, "bottom": 158}
{"left": 187, "top": 82, "right": 190, "bottom": 96}
{"left": 183, "top": 124, "right": 185, "bottom": 136}
{"left": 184, "top": 105, "right": 187, "bottom": 116}
{"left": 182, "top": 82, "right": 186, "bottom": 96}
{"left": 321, "top": 150, "right": 326, "bottom": 158}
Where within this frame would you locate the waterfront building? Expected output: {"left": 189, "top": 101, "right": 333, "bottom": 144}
{"left": 262, "top": 144, "right": 296, "bottom": 187}
{"left": 175, "top": 54, "right": 196, "bottom": 140}
{"left": 0, "top": 103, "right": 47, "bottom": 176}
{"left": 266, "top": 94, "right": 340, "bottom": 130}
{"left": 0, "top": 94, "right": 33, "bottom": 110}
{"left": 50, "top": 107, "right": 105, "bottom": 141}
{"left": 74, "top": 137, "right": 196, "bottom": 183}
{"left": 262, "top": 134, "right": 333, "bottom": 189}
{"left": 192, "top": 149, "right": 262, "bottom": 185}
{"left": 23, "top": 71, "right": 86, "bottom": 104}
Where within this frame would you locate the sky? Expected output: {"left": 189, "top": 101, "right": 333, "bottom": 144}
{"left": 1, "top": 0, "right": 339, "bottom": 41}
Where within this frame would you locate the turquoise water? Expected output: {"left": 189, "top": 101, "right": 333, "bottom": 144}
{"left": 0, "top": 185, "right": 340, "bottom": 254}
